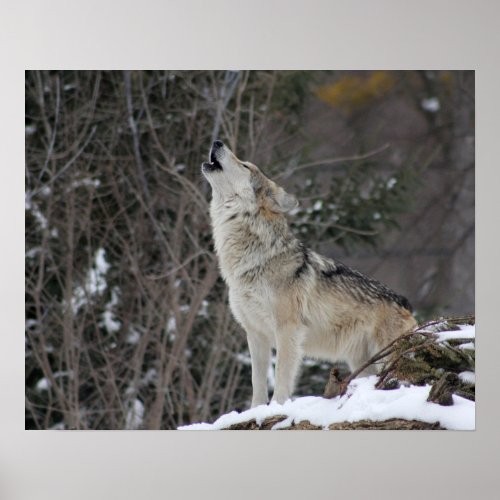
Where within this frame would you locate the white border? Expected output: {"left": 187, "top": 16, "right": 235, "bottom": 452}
{"left": 2, "top": 1, "right": 499, "bottom": 499}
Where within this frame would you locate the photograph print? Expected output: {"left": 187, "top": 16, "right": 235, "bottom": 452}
{"left": 25, "top": 70, "right": 475, "bottom": 430}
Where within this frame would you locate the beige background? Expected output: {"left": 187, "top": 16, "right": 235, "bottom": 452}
{"left": 2, "top": 0, "right": 499, "bottom": 498}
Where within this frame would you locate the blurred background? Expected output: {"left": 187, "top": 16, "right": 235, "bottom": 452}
{"left": 25, "top": 70, "right": 474, "bottom": 429}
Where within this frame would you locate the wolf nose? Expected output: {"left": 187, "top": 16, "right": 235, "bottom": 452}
{"left": 212, "top": 140, "right": 224, "bottom": 150}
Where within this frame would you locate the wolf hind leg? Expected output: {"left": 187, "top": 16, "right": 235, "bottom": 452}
{"left": 351, "top": 362, "right": 379, "bottom": 377}
{"left": 347, "top": 338, "right": 381, "bottom": 378}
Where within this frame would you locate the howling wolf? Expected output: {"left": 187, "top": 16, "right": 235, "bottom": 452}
{"left": 202, "top": 140, "right": 416, "bottom": 407}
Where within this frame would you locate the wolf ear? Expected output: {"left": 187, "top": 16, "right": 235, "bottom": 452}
{"left": 272, "top": 187, "right": 299, "bottom": 213}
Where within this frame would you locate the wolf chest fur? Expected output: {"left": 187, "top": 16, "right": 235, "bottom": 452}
{"left": 202, "top": 140, "right": 416, "bottom": 407}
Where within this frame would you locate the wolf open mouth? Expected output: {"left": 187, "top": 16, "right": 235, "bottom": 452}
{"left": 202, "top": 159, "right": 223, "bottom": 173}
{"left": 202, "top": 145, "right": 223, "bottom": 172}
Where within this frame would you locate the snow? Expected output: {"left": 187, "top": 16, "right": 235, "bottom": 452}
{"left": 71, "top": 178, "right": 101, "bottom": 189}
{"left": 25, "top": 124, "right": 37, "bottom": 135}
{"left": 84, "top": 263, "right": 107, "bottom": 295}
{"left": 421, "top": 97, "right": 440, "bottom": 112}
{"left": 435, "top": 324, "right": 475, "bottom": 342}
{"left": 101, "top": 310, "right": 121, "bottom": 333}
{"left": 125, "top": 399, "right": 144, "bottom": 430}
{"left": 141, "top": 368, "right": 157, "bottom": 385}
{"left": 386, "top": 177, "right": 397, "bottom": 189}
{"left": 180, "top": 325, "right": 475, "bottom": 431}
{"left": 459, "top": 342, "right": 475, "bottom": 350}
{"left": 180, "top": 376, "right": 474, "bottom": 431}
{"left": 25, "top": 194, "right": 48, "bottom": 230}
{"left": 236, "top": 352, "right": 251, "bottom": 365}
{"left": 36, "top": 378, "right": 51, "bottom": 392}
{"left": 44, "top": 343, "right": 55, "bottom": 353}
{"left": 126, "top": 327, "right": 141, "bottom": 344}
{"left": 50, "top": 422, "right": 66, "bottom": 430}
{"left": 313, "top": 200, "right": 323, "bottom": 211}
{"left": 25, "top": 319, "right": 37, "bottom": 331}
{"left": 100, "top": 287, "right": 121, "bottom": 334}
{"left": 459, "top": 371, "right": 475, "bottom": 384}
{"left": 94, "top": 248, "right": 110, "bottom": 275}
{"left": 35, "top": 371, "right": 73, "bottom": 392}
{"left": 26, "top": 247, "right": 41, "bottom": 259}
{"left": 71, "top": 248, "right": 110, "bottom": 313}
{"left": 167, "top": 316, "right": 176, "bottom": 333}
{"left": 197, "top": 300, "right": 210, "bottom": 318}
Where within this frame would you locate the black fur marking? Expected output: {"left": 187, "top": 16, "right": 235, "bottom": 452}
{"left": 225, "top": 214, "right": 238, "bottom": 223}
{"left": 394, "top": 295, "right": 413, "bottom": 312}
{"left": 202, "top": 160, "right": 222, "bottom": 172}
{"left": 294, "top": 246, "right": 311, "bottom": 279}
{"left": 321, "top": 261, "right": 413, "bottom": 312}
{"left": 321, "top": 263, "right": 351, "bottom": 278}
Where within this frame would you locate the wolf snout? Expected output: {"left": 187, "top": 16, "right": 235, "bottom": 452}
{"left": 202, "top": 140, "right": 225, "bottom": 174}
{"left": 210, "top": 140, "right": 225, "bottom": 163}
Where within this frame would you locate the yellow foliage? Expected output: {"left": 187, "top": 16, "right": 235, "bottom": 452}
{"left": 316, "top": 71, "right": 395, "bottom": 112}
{"left": 439, "top": 71, "right": 453, "bottom": 90}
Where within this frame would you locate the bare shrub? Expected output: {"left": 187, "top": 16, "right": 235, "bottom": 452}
{"left": 25, "top": 70, "right": 316, "bottom": 429}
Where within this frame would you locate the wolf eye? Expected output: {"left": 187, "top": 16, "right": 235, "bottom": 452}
{"left": 241, "top": 163, "right": 250, "bottom": 170}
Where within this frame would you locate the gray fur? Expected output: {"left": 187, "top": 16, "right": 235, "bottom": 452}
{"left": 202, "top": 141, "right": 416, "bottom": 406}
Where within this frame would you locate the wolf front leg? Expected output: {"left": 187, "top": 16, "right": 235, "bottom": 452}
{"left": 271, "top": 330, "right": 304, "bottom": 404}
{"left": 246, "top": 332, "right": 272, "bottom": 407}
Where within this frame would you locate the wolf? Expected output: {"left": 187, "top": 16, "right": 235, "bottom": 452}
{"left": 202, "top": 140, "right": 417, "bottom": 407}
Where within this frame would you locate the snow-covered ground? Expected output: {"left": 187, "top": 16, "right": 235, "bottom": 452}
{"left": 179, "top": 325, "right": 475, "bottom": 431}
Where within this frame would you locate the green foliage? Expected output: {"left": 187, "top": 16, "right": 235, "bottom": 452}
{"left": 380, "top": 318, "right": 475, "bottom": 401}
{"left": 271, "top": 71, "right": 315, "bottom": 123}
{"left": 289, "top": 155, "right": 419, "bottom": 250}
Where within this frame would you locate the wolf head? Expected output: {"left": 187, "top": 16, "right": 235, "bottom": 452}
{"left": 202, "top": 140, "right": 298, "bottom": 214}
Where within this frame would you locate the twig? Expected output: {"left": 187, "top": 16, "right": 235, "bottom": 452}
{"left": 293, "top": 220, "right": 379, "bottom": 236}
{"left": 146, "top": 250, "right": 210, "bottom": 280}
{"left": 336, "top": 315, "right": 475, "bottom": 396}
{"left": 275, "top": 143, "right": 390, "bottom": 180}
{"left": 210, "top": 71, "right": 241, "bottom": 143}
{"left": 39, "top": 74, "right": 61, "bottom": 181}
{"left": 374, "top": 339, "right": 436, "bottom": 389}
{"left": 30, "top": 125, "right": 97, "bottom": 198}
{"left": 124, "top": 70, "right": 152, "bottom": 203}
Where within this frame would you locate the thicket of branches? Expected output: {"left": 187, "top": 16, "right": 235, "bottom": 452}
{"left": 25, "top": 70, "right": 471, "bottom": 429}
